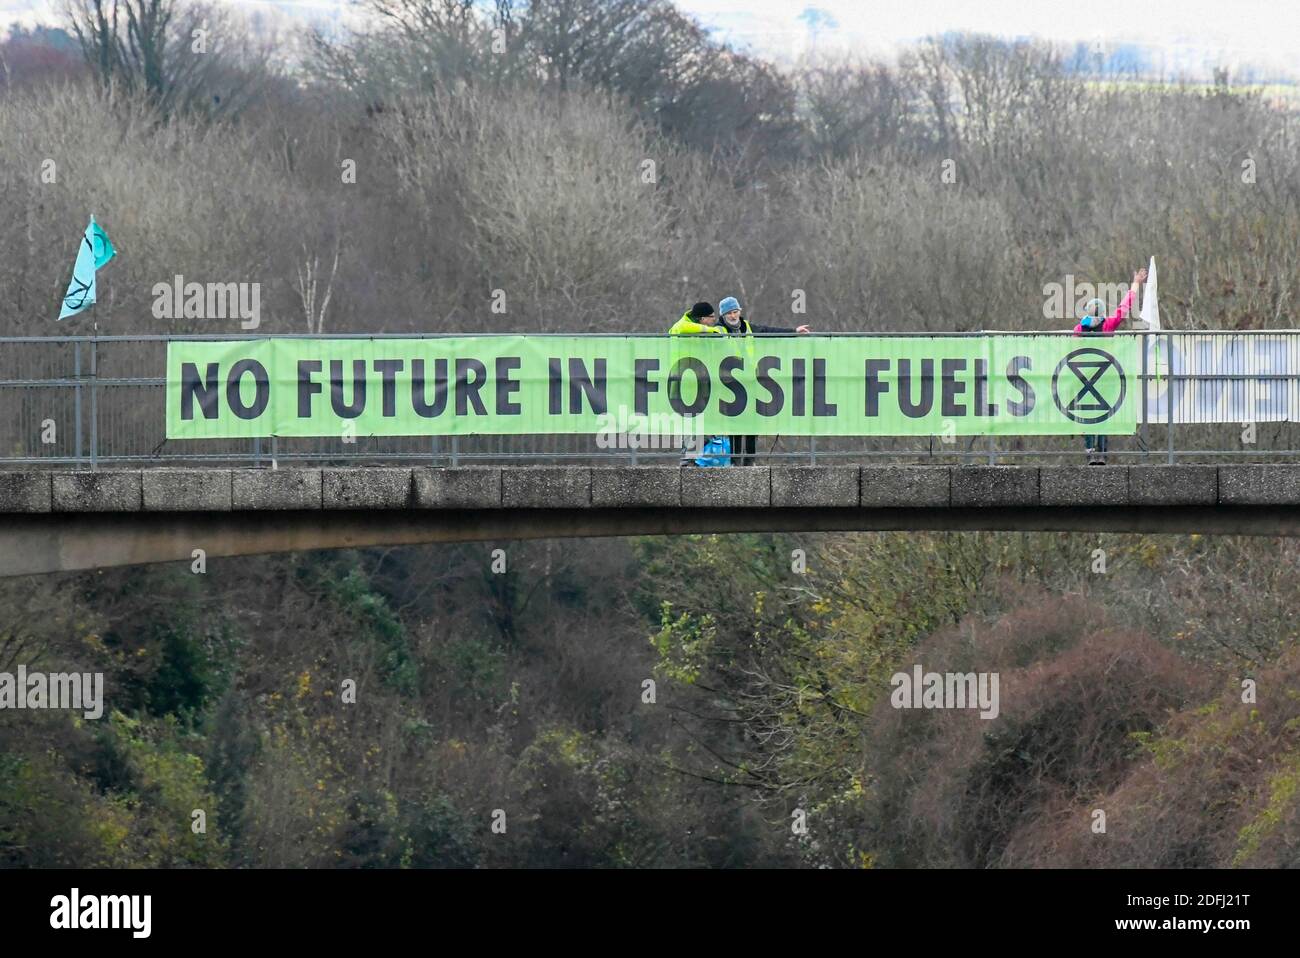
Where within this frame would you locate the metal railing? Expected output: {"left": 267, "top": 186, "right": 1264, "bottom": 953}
{"left": 4, "top": 330, "right": 1300, "bottom": 468}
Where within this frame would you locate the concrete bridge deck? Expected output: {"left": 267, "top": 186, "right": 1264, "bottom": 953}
{"left": 3, "top": 465, "right": 1300, "bottom": 577}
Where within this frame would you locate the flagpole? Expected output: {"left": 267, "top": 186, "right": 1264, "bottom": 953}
{"left": 89, "top": 303, "right": 98, "bottom": 471}
{"left": 61, "top": 212, "right": 114, "bottom": 467}
{"left": 91, "top": 212, "right": 97, "bottom": 337}
{"left": 89, "top": 213, "right": 98, "bottom": 470}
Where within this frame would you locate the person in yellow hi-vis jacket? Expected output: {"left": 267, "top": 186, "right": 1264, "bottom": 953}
{"left": 670, "top": 302, "right": 726, "bottom": 466}
{"left": 670, "top": 301, "right": 724, "bottom": 337}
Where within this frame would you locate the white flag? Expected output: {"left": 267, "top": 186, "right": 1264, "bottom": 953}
{"left": 1140, "top": 256, "right": 1159, "bottom": 331}
{"left": 1141, "top": 256, "right": 1168, "bottom": 385}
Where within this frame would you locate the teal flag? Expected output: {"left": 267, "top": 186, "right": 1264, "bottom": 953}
{"left": 58, "top": 215, "right": 117, "bottom": 320}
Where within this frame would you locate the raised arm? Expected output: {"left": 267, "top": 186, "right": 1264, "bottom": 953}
{"left": 1101, "top": 266, "right": 1148, "bottom": 333}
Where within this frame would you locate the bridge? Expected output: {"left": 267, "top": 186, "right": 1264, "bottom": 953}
{"left": 6, "top": 331, "right": 1300, "bottom": 576}
{"left": 5, "top": 464, "right": 1300, "bottom": 577}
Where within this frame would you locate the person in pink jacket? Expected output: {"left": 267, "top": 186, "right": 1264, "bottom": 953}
{"left": 1074, "top": 265, "right": 1147, "bottom": 464}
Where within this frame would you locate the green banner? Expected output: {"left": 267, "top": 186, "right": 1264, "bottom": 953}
{"left": 165, "top": 336, "right": 1137, "bottom": 439}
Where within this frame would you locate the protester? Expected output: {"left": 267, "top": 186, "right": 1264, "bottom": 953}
{"left": 669, "top": 302, "right": 727, "bottom": 466}
{"left": 671, "top": 301, "right": 724, "bottom": 336}
{"left": 1074, "top": 266, "right": 1147, "bottom": 465}
{"left": 717, "top": 297, "right": 811, "bottom": 338}
{"left": 715, "top": 296, "right": 811, "bottom": 466}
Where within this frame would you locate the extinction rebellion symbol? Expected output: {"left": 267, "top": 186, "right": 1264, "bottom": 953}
{"left": 1052, "top": 347, "right": 1126, "bottom": 425}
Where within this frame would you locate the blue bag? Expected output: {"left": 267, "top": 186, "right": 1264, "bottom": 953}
{"left": 695, "top": 435, "right": 732, "bottom": 468}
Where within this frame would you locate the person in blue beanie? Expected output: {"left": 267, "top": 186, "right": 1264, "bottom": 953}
{"left": 715, "top": 296, "right": 812, "bottom": 465}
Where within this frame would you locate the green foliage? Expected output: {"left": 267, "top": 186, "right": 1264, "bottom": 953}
{"left": 144, "top": 622, "right": 217, "bottom": 719}
{"left": 403, "top": 795, "right": 479, "bottom": 869}
{"left": 7, "top": 521, "right": 1300, "bottom": 867}
{"left": 1234, "top": 752, "right": 1300, "bottom": 866}
{"left": 0, "top": 747, "right": 134, "bottom": 867}
{"left": 302, "top": 559, "right": 419, "bottom": 695}
{"left": 507, "top": 725, "right": 645, "bottom": 867}
{"left": 0, "top": 710, "right": 229, "bottom": 868}
{"left": 96, "top": 712, "right": 227, "bottom": 866}
{"left": 651, "top": 603, "right": 715, "bottom": 684}
{"left": 429, "top": 633, "right": 506, "bottom": 706}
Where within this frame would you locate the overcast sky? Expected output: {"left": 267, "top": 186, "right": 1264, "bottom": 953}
{"left": 4, "top": 0, "right": 1297, "bottom": 78}
{"left": 690, "top": 1, "right": 1296, "bottom": 71}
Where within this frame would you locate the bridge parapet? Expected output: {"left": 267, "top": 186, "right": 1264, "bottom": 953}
{"left": 8, "top": 465, "right": 1300, "bottom": 514}
{"left": 9, "top": 465, "right": 1300, "bottom": 578}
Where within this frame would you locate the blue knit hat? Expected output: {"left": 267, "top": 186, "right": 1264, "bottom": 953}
{"left": 719, "top": 296, "right": 741, "bottom": 315}
{"left": 1080, "top": 298, "right": 1106, "bottom": 328}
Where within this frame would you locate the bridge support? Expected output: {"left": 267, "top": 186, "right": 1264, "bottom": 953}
{"left": 5, "top": 504, "right": 1300, "bottom": 578}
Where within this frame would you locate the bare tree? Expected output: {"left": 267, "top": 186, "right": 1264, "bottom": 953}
{"left": 296, "top": 240, "right": 342, "bottom": 335}
{"left": 65, "top": 0, "right": 271, "bottom": 116}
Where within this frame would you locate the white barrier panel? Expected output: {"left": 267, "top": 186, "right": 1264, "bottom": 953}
{"left": 1144, "top": 333, "right": 1300, "bottom": 424}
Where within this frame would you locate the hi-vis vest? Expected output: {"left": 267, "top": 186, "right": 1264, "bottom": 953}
{"left": 729, "top": 318, "right": 759, "bottom": 359}
{"left": 668, "top": 312, "right": 724, "bottom": 400}
{"left": 669, "top": 312, "right": 725, "bottom": 337}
